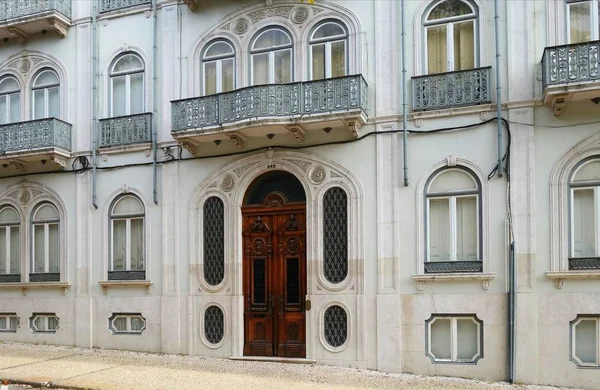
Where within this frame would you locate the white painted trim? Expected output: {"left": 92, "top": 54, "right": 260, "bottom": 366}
{"left": 319, "top": 301, "right": 351, "bottom": 353}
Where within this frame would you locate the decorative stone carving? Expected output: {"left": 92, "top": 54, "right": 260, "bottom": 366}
{"left": 19, "top": 189, "right": 31, "bottom": 205}
{"left": 446, "top": 155, "right": 457, "bottom": 167}
{"left": 287, "top": 126, "right": 305, "bottom": 143}
{"left": 248, "top": 6, "right": 293, "bottom": 23}
{"left": 221, "top": 22, "right": 231, "bottom": 30}
{"left": 7, "top": 191, "right": 18, "bottom": 200}
{"left": 19, "top": 59, "right": 31, "bottom": 74}
{"left": 309, "top": 166, "right": 326, "bottom": 184}
{"left": 208, "top": 181, "right": 217, "bottom": 188}
{"left": 286, "top": 159, "right": 311, "bottom": 172}
{"left": 292, "top": 6, "right": 309, "bottom": 24}
{"left": 330, "top": 171, "right": 342, "bottom": 178}
{"left": 555, "top": 278, "right": 565, "bottom": 289}
{"left": 31, "top": 189, "right": 43, "bottom": 198}
{"left": 414, "top": 118, "right": 423, "bottom": 128}
{"left": 220, "top": 174, "right": 235, "bottom": 192}
{"left": 121, "top": 184, "right": 130, "bottom": 194}
{"left": 233, "top": 163, "right": 256, "bottom": 178}
{"left": 480, "top": 111, "right": 491, "bottom": 121}
{"left": 233, "top": 18, "right": 249, "bottom": 35}
{"left": 482, "top": 279, "right": 491, "bottom": 290}
{"left": 313, "top": 8, "right": 324, "bottom": 15}
{"left": 416, "top": 280, "right": 425, "bottom": 291}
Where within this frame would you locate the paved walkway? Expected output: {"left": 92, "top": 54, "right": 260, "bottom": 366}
{"left": 0, "top": 343, "right": 583, "bottom": 390}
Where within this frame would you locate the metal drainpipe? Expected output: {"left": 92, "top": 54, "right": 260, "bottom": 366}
{"left": 152, "top": 0, "right": 158, "bottom": 205}
{"left": 494, "top": 0, "right": 503, "bottom": 178}
{"left": 91, "top": 5, "right": 98, "bottom": 209}
{"left": 401, "top": 0, "right": 408, "bottom": 187}
{"left": 509, "top": 240, "right": 516, "bottom": 383}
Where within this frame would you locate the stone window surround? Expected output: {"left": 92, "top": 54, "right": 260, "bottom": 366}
{"left": 108, "top": 313, "right": 147, "bottom": 335}
{"left": 0, "top": 313, "right": 19, "bottom": 332}
{"left": 199, "top": 302, "right": 227, "bottom": 349}
{"left": 425, "top": 313, "right": 484, "bottom": 364}
{"left": 319, "top": 301, "right": 351, "bottom": 353}
{"left": 30, "top": 313, "right": 59, "bottom": 333}
{"left": 570, "top": 314, "right": 600, "bottom": 368}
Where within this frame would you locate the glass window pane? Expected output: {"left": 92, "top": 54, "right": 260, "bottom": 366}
{"left": 0, "top": 228, "right": 5, "bottom": 274}
{"left": 112, "top": 220, "right": 126, "bottom": 271}
{"left": 456, "top": 196, "right": 478, "bottom": 261}
{"left": 457, "top": 319, "right": 479, "bottom": 360}
{"left": 9, "top": 317, "right": 18, "bottom": 330}
{"left": 10, "top": 93, "right": 20, "bottom": 123}
{"left": 112, "top": 76, "right": 127, "bottom": 117}
{"left": 47, "top": 316, "right": 58, "bottom": 330}
{"left": 130, "top": 317, "right": 144, "bottom": 331}
{"left": 331, "top": 41, "right": 347, "bottom": 78}
{"left": 34, "top": 71, "right": 58, "bottom": 87}
{"left": 130, "top": 218, "right": 144, "bottom": 271}
{"left": 573, "top": 160, "right": 600, "bottom": 183}
{"left": 114, "top": 317, "right": 127, "bottom": 331}
{"left": 0, "top": 207, "right": 18, "bottom": 223}
{"left": 252, "top": 53, "right": 270, "bottom": 85}
{"left": 10, "top": 226, "right": 19, "bottom": 274}
{"left": 205, "top": 41, "right": 234, "bottom": 58}
{"left": 575, "top": 319, "right": 598, "bottom": 364}
{"left": 253, "top": 29, "right": 290, "bottom": 50}
{"left": 312, "top": 22, "right": 346, "bottom": 40}
{"left": 274, "top": 50, "right": 291, "bottom": 84}
{"left": 34, "top": 204, "right": 58, "bottom": 221}
{"left": 311, "top": 44, "right": 326, "bottom": 80}
{"left": 48, "top": 224, "right": 59, "bottom": 273}
{"left": 48, "top": 87, "right": 59, "bottom": 118}
{"left": 204, "top": 61, "right": 217, "bottom": 95}
{"left": 33, "top": 89, "right": 45, "bottom": 119}
{"left": 130, "top": 73, "right": 144, "bottom": 115}
{"left": 34, "top": 225, "right": 45, "bottom": 273}
{"left": 427, "top": 25, "right": 448, "bottom": 74}
{"left": 0, "top": 96, "right": 6, "bottom": 125}
{"left": 0, "top": 77, "right": 19, "bottom": 93}
{"left": 429, "top": 169, "right": 477, "bottom": 193}
{"left": 569, "top": 1, "right": 592, "bottom": 44}
{"left": 453, "top": 20, "right": 475, "bottom": 70}
{"left": 0, "top": 317, "right": 5, "bottom": 330}
{"left": 222, "top": 58, "right": 235, "bottom": 93}
{"left": 429, "top": 198, "right": 451, "bottom": 261}
{"left": 34, "top": 316, "right": 45, "bottom": 331}
{"left": 573, "top": 189, "right": 596, "bottom": 257}
{"left": 113, "top": 196, "right": 144, "bottom": 215}
{"left": 431, "top": 318, "right": 452, "bottom": 360}
{"left": 113, "top": 55, "right": 143, "bottom": 73}
{"left": 428, "top": 0, "right": 473, "bottom": 20}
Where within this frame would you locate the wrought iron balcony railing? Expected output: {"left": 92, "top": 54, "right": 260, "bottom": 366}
{"left": 412, "top": 67, "right": 492, "bottom": 111}
{"left": 99, "top": 113, "right": 152, "bottom": 148}
{"left": 100, "top": 0, "right": 151, "bottom": 13}
{"left": 568, "top": 257, "right": 600, "bottom": 271}
{"left": 171, "top": 75, "right": 368, "bottom": 133}
{"left": 542, "top": 41, "right": 600, "bottom": 88}
{"left": 424, "top": 261, "right": 483, "bottom": 274}
{"left": 0, "top": 0, "right": 71, "bottom": 21}
{"left": 0, "top": 118, "right": 71, "bottom": 154}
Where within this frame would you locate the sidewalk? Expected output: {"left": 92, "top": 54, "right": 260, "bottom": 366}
{"left": 0, "top": 342, "right": 584, "bottom": 390}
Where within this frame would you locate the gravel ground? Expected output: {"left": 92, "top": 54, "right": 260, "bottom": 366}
{"left": 0, "top": 342, "right": 584, "bottom": 390}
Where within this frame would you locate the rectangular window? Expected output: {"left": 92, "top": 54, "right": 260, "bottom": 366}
{"left": 30, "top": 314, "right": 59, "bottom": 333}
{"left": 252, "top": 53, "right": 270, "bottom": 85}
{"left": 571, "top": 316, "right": 600, "bottom": 367}
{"left": 427, "top": 25, "right": 448, "bottom": 74}
{"left": 572, "top": 188, "right": 596, "bottom": 257}
{"left": 426, "top": 315, "right": 483, "bottom": 364}
{"left": 0, "top": 314, "right": 19, "bottom": 332}
{"left": 274, "top": 49, "right": 291, "bottom": 84}
{"left": 568, "top": 0, "right": 600, "bottom": 43}
{"left": 0, "top": 226, "right": 19, "bottom": 275}
{"left": 109, "top": 314, "right": 146, "bottom": 335}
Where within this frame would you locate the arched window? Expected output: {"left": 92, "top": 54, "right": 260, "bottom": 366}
{"left": 110, "top": 53, "right": 145, "bottom": 117}
{"left": 0, "top": 77, "right": 20, "bottom": 124}
{"left": 424, "top": 0, "right": 477, "bottom": 74}
{"left": 250, "top": 28, "right": 293, "bottom": 85}
{"left": 425, "top": 168, "right": 481, "bottom": 273}
{"left": 202, "top": 40, "right": 235, "bottom": 95}
{"left": 309, "top": 21, "right": 348, "bottom": 80}
{"left": 109, "top": 195, "right": 145, "bottom": 280}
{"left": 203, "top": 196, "right": 224, "bottom": 286}
{"left": 32, "top": 69, "right": 59, "bottom": 120}
{"left": 323, "top": 187, "right": 348, "bottom": 284}
{"left": 0, "top": 206, "right": 20, "bottom": 279}
{"left": 31, "top": 203, "right": 60, "bottom": 282}
{"left": 566, "top": 0, "right": 600, "bottom": 43}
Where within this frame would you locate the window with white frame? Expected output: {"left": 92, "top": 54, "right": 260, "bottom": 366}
{"left": 309, "top": 21, "right": 348, "bottom": 80}
{"left": 0, "top": 206, "right": 20, "bottom": 279}
{"left": 251, "top": 28, "right": 293, "bottom": 85}
{"left": 566, "top": 0, "right": 600, "bottom": 43}
{"left": 110, "top": 53, "right": 145, "bottom": 117}
{"left": 571, "top": 315, "right": 600, "bottom": 367}
{"left": 202, "top": 40, "right": 235, "bottom": 96}
{"left": 32, "top": 69, "right": 59, "bottom": 120}
{"left": 30, "top": 314, "right": 59, "bottom": 333}
{"left": 425, "top": 168, "right": 481, "bottom": 273}
{"left": 31, "top": 203, "right": 60, "bottom": 280}
{"left": 109, "top": 195, "right": 145, "bottom": 279}
{"left": 0, "top": 76, "right": 20, "bottom": 124}
{"left": 0, "top": 313, "right": 19, "bottom": 332}
{"left": 424, "top": 0, "right": 478, "bottom": 74}
{"left": 108, "top": 313, "right": 146, "bottom": 335}
{"left": 426, "top": 314, "right": 483, "bottom": 363}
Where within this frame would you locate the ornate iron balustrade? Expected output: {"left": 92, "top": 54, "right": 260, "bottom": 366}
{"left": 412, "top": 67, "right": 492, "bottom": 111}
{"left": 0, "top": 274, "right": 20, "bottom": 283}
{"left": 171, "top": 75, "right": 368, "bottom": 132}
{"left": 424, "top": 261, "right": 483, "bottom": 274}
{"left": 100, "top": 0, "right": 151, "bottom": 13}
{"left": 29, "top": 273, "right": 60, "bottom": 282}
{"left": 568, "top": 257, "right": 600, "bottom": 271}
{"left": 99, "top": 113, "right": 152, "bottom": 148}
{"left": 0, "top": 0, "right": 71, "bottom": 21}
{"left": 108, "top": 270, "right": 145, "bottom": 281}
{"left": 0, "top": 118, "right": 71, "bottom": 154}
{"left": 542, "top": 41, "right": 600, "bottom": 88}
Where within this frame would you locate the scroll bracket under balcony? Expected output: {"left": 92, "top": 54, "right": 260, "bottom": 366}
{"left": 7, "top": 159, "right": 27, "bottom": 172}
{"left": 346, "top": 121, "right": 360, "bottom": 139}
{"left": 286, "top": 126, "right": 305, "bottom": 143}
{"left": 49, "top": 156, "right": 66, "bottom": 168}
{"left": 227, "top": 133, "right": 246, "bottom": 149}
{"left": 45, "top": 18, "right": 69, "bottom": 38}
{"left": 181, "top": 141, "right": 197, "bottom": 156}
{"left": 183, "top": 0, "right": 199, "bottom": 11}
{"left": 7, "top": 27, "right": 28, "bottom": 44}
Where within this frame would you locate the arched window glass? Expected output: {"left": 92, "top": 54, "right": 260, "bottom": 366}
{"left": 110, "top": 53, "right": 145, "bottom": 117}
{"left": 202, "top": 40, "right": 235, "bottom": 95}
{"left": 424, "top": 0, "right": 477, "bottom": 74}
{"left": 0, "top": 77, "right": 20, "bottom": 124}
{"left": 566, "top": 0, "right": 600, "bottom": 43}
{"left": 425, "top": 168, "right": 481, "bottom": 273}
{"left": 31, "top": 203, "right": 60, "bottom": 280}
{"left": 0, "top": 206, "right": 20, "bottom": 278}
{"left": 203, "top": 196, "right": 224, "bottom": 286}
{"left": 309, "top": 21, "right": 348, "bottom": 80}
{"left": 109, "top": 195, "right": 145, "bottom": 279}
{"left": 32, "top": 70, "right": 59, "bottom": 120}
{"left": 323, "top": 187, "right": 348, "bottom": 284}
{"left": 569, "top": 159, "right": 600, "bottom": 269}
{"left": 250, "top": 28, "right": 293, "bottom": 85}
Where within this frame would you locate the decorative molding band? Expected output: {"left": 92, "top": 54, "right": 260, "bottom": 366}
{"left": 546, "top": 271, "right": 600, "bottom": 289}
{"left": 412, "top": 273, "right": 496, "bottom": 291}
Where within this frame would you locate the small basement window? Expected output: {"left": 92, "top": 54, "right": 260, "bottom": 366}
{"left": 425, "top": 314, "right": 483, "bottom": 363}
{"left": 30, "top": 314, "right": 59, "bottom": 333}
{"left": 571, "top": 315, "right": 600, "bottom": 368}
{"left": 109, "top": 313, "right": 146, "bottom": 335}
{"left": 0, "top": 313, "right": 19, "bottom": 332}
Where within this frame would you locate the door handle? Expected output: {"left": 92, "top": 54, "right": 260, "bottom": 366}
{"left": 305, "top": 299, "right": 312, "bottom": 311}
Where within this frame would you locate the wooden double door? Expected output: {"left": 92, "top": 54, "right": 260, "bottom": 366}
{"left": 242, "top": 197, "right": 307, "bottom": 358}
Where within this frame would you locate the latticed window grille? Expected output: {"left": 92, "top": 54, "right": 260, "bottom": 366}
{"left": 324, "top": 305, "right": 347, "bottom": 348}
{"left": 203, "top": 197, "right": 225, "bottom": 286}
{"left": 323, "top": 187, "right": 348, "bottom": 284}
{"left": 204, "top": 305, "right": 224, "bottom": 345}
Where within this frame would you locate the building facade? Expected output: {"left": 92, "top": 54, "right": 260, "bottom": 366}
{"left": 0, "top": 0, "right": 598, "bottom": 388}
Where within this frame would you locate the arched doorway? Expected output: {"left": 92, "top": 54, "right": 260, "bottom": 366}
{"left": 241, "top": 171, "right": 307, "bottom": 358}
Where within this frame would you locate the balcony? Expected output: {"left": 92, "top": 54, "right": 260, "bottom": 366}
{"left": 99, "top": 113, "right": 152, "bottom": 149}
{"left": 0, "top": 118, "right": 71, "bottom": 175}
{"left": 412, "top": 67, "right": 492, "bottom": 111}
{"left": 542, "top": 41, "right": 600, "bottom": 115}
{"left": 0, "top": 0, "right": 72, "bottom": 42}
{"left": 99, "top": 0, "right": 151, "bottom": 13}
{"left": 171, "top": 75, "right": 368, "bottom": 152}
